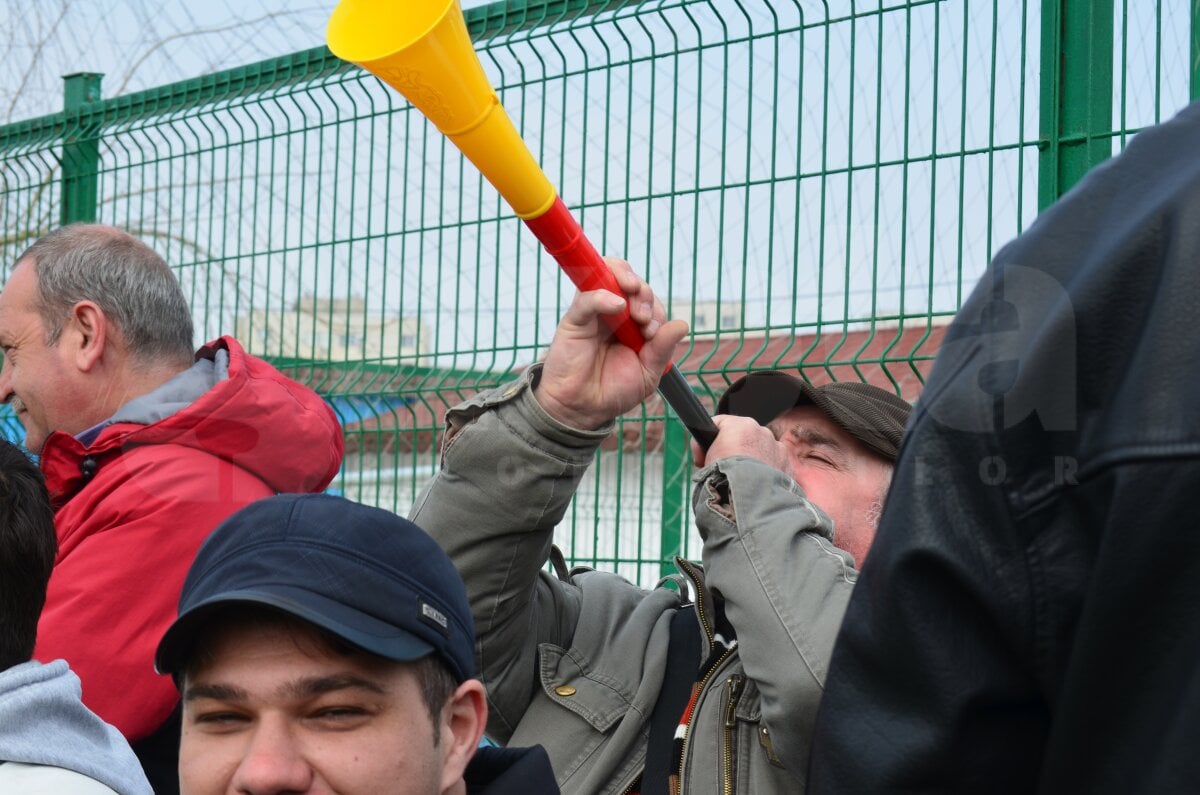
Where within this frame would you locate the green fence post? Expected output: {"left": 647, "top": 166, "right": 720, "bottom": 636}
{"left": 61, "top": 73, "right": 103, "bottom": 225}
{"left": 1192, "top": 0, "right": 1199, "bottom": 100}
{"left": 659, "top": 416, "right": 689, "bottom": 579}
{"left": 1038, "top": 0, "right": 1114, "bottom": 210}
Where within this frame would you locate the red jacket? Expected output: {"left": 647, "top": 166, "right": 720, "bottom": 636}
{"left": 34, "top": 336, "right": 344, "bottom": 741}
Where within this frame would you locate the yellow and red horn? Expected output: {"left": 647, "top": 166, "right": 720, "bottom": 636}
{"left": 327, "top": 0, "right": 716, "bottom": 446}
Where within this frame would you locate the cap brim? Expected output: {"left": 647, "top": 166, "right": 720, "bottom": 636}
{"left": 155, "top": 586, "right": 437, "bottom": 676}
{"left": 718, "top": 372, "right": 904, "bottom": 461}
{"left": 717, "top": 371, "right": 811, "bottom": 425}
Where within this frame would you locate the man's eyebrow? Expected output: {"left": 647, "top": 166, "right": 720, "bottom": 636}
{"left": 185, "top": 674, "right": 389, "bottom": 704}
{"left": 775, "top": 424, "right": 842, "bottom": 448}
{"left": 283, "top": 674, "right": 389, "bottom": 700}
{"left": 184, "top": 682, "right": 248, "bottom": 703}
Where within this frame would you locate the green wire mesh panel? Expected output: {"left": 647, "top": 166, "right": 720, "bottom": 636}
{"left": 0, "top": 0, "right": 1195, "bottom": 586}
{"left": 1114, "top": 1, "right": 1197, "bottom": 141}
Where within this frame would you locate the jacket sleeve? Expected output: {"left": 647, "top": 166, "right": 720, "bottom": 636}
{"left": 409, "top": 367, "right": 610, "bottom": 741}
{"left": 692, "top": 456, "right": 856, "bottom": 782}
{"left": 35, "top": 447, "right": 276, "bottom": 742}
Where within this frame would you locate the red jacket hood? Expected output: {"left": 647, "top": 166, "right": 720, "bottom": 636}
{"left": 41, "top": 336, "right": 344, "bottom": 502}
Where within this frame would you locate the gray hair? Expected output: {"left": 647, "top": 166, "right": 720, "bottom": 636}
{"left": 15, "top": 224, "right": 194, "bottom": 365}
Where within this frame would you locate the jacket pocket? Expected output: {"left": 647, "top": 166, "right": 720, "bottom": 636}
{"left": 538, "top": 642, "right": 638, "bottom": 733}
{"left": 514, "top": 643, "right": 641, "bottom": 788}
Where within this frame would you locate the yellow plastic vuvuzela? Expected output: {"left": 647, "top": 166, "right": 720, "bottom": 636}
{"left": 327, "top": 0, "right": 556, "bottom": 219}
{"left": 326, "top": 0, "right": 719, "bottom": 448}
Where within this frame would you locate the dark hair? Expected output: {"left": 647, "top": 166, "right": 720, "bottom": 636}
{"left": 16, "top": 224, "right": 195, "bottom": 366}
{"left": 180, "top": 604, "right": 458, "bottom": 743}
{"left": 0, "top": 439, "right": 56, "bottom": 670}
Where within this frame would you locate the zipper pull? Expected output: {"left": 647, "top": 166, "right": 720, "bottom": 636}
{"left": 723, "top": 674, "right": 744, "bottom": 728}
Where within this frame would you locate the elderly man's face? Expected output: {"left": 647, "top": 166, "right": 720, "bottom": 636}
{"left": 0, "top": 261, "right": 80, "bottom": 453}
{"left": 180, "top": 622, "right": 463, "bottom": 795}
{"left": 768, "top": 405, "right": 893, "bottom": 566}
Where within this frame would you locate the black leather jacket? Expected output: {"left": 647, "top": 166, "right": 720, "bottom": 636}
{"left": 809, "top": 99, "right": 1200, "bottom": 793}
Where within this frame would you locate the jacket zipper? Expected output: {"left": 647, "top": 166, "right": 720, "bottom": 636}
{"left": 667, "top": 559, "right": 729, "bottom": 795}
{"left": 676, "top": 558, "right": 714, "bottom": 640}
{"left": 722, "top": 674, "right": 745, "bottom": 795}
{"left": 673, "top": 645, "right": 735, "bottom": 795}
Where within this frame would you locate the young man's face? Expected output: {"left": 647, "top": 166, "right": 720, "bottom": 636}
{"left": 179, "top": 622, "right": 466, "bottom": 795}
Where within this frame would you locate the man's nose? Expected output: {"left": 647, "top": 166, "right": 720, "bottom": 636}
{"left": 229, "top": 720, "right": 314, "bottom": 795}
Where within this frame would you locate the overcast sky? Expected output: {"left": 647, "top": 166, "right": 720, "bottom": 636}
{"left": 1, "top": 0, "right": 488, "bottom": 123}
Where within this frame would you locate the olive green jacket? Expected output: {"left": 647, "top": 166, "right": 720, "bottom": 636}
{"left": 411, "top": 367, "right": 858, "bottom": 794}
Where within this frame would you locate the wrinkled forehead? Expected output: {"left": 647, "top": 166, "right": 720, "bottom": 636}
{"left": 0, "top": 262, "right": 43, "bottom": 327}
{"left": 0, "top": 258, "right": 35, "bottom": 295}
{"left": 768, "top": 404, "right": 892, "bottom": 467}
{"left": 767, "top": 404, "right": 842, "bottom": 441}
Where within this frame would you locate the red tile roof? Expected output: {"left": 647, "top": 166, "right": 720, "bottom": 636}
{"left": 334, "top": 320, "right": 947, "bottom": 454}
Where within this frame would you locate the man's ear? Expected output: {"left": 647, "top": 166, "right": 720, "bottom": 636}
{"left": 66, "top": 301, "right": 108, "bottom": 372}
{"left": 438, "top": 679, "right": 488, "bottom": 793}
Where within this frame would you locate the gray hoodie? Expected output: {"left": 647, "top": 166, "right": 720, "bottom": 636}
{"left": 0, "top": 660, "right": 153, "bottom": 795}
{"left": 76, "top": 349, "right": 228, "bottom": 445}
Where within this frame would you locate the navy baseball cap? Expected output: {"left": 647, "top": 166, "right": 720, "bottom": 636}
{"left": 155, "top": 493, "right": 475, "bottom": 683}
{"left": 717, "top": 371, "right": 912, "bottom": 462}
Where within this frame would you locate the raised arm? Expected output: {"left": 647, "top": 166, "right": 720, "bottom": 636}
{"left": 411, "top": 258, "right": 686, "bottom": 740}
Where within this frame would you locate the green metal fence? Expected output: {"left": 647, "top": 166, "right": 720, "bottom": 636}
{"left": 0, "top": 0, "right": 1196, "bottom": 586}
